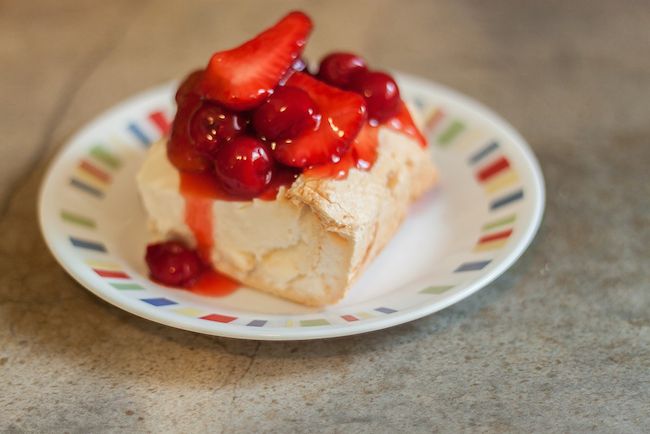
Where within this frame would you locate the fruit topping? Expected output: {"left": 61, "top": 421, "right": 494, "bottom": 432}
{"left": 317, "top": 52, "right": 367, "bottom": 88}
{"left": 167, "top": 93, "right": 212, "bottom": 173}
{"left": 199, "top": 11, "right": 313, "bottom": 110}
{"left": 272, "top": 72, "right": 367, "bottom": 168}
{"left": 189, "top": 101, "right": 246, "bottom": 156}
{"left": 387, "top": 101, "right": 427, "bottom": 147}
{"left": 146, "top": 241, "right": 204, "bottom": 287}
{"left": 167, "top": 11, "right": 426, "bottom": 202}
{"left": 350, "top": 70, "right": 400, "bottom": 124}
{"left": 213, "top": 136, "right": 275, "bottom": 198}
{"left": 175, "top": 69, "right": 204, "bottom": 104}
{"left": 252, "top": 86, "right": 319, "bottom": 141}
{"left": 279, "top": 57, "right": 310, "bottom": 85}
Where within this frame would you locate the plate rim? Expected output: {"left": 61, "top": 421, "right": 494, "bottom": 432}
{"left": 38, "top": 73, "right": 545, "bottom": 341}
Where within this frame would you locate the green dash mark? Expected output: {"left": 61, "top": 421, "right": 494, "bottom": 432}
{"left": 420, "top": 285, "right": 454, "bottom": 295}
{"left": 437, "top": 120, "right": 465, "bottom": 146}
{"left": 90, "top": 145, "right": 121, "bottom": 170}
{"left": 482, "top": 214, "right": 517, "bottom": 231}
{"left": 60, "top": 211, "right": 96, "bottom": 228}
{"left": 110, "top": 282, "right": 144, "bottom": 290}
{"left": 300, "top": 319, "right": 329, "bottom": 327}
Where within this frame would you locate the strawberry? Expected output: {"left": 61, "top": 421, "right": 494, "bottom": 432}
{"left": 199, "top": 11, "right": 313, "bottom": 111}
{"left": 273, "top": 72, "right": 367, "bottom": 168}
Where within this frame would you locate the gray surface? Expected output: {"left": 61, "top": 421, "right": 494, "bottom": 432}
{"left": 1, "top": 0, "right": 649, "bottom": 432}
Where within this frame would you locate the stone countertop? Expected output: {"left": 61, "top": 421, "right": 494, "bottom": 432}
{"left": 1, "top": 0, "right": 648, "bottom": 432}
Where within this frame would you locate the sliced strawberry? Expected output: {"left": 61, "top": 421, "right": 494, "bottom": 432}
{"left": 273, "top": 72, "right": 367, "bottom": 168}
{"left": 199, "top": 11, "right": 313, "bottom": 111}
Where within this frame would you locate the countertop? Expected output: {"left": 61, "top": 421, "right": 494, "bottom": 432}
{"left": 1, "top": 0, "right": 649, "bottom": 432}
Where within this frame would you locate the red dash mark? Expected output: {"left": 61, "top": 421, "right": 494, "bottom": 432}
{"left": 80, "top": 160, "right": 111, "bottom": 183}
{"left": 477, "top": 156, "right": 510, "bottom": 182}
{"left": 341, "top": 315, "right": 359, "bottom": 322}
{"left": 149, "top": 111, "right": 171, "bottom": 135}
{"left": 200, "top": 313, "right": 237, "bottom": 323}
{"left": 478, "top": 229, "right": 513, "bottom": 244}
{"left": 93, "top": 269, "right": 130, "bottom": 279}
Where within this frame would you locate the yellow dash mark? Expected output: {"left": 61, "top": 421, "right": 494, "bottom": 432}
{"left": 172, "top": 307, "right": 204, "bottom": 317}
{"left": 484, "top": 169, "right": 519, "bottom": 194}
{"left": 84, "top": 259, "right": 122, "bottom": 271}
{"left": 454, "top": 127, "right": 485, "bottom": 152}
{"left": 285, "top": 320, "right": 295, "bottom": 328}
{"left": 474, "top": 238, "right": 509, "bottom": 252}
{"left": 356, "top": 312, "right": 374, "bottom": 319}
{"left": 74, "top": 167, "right": 106, "bottom": 191}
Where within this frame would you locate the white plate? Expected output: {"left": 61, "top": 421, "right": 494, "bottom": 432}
{"left": 38, "top": 73, "right": 545, "bottom": 340}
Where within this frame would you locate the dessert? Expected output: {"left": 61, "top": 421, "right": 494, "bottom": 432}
{"left": 137, "top": 11, "right": 437, "bottom": 306}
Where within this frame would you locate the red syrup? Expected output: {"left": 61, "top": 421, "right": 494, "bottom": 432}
{"left": 304, "top": 102, "right": 426, "bottom": 180}
{"left": 177, "top": 167, "right": 298, "bottom": 296}
{"left": 187, "top": 268, "right": 239, "bottom": 296}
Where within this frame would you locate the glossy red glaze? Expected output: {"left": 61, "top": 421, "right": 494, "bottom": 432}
{"left": 145, "top": 241, "right": 204, "bottom": 287}
{"left": 213, "top": 136, "right": 275, "bottom": 199}
{"left": 304, "top": 123, "right": 378, "bottom": 179}
{"left": 252, "top": 86, "right": 319, "bottom": 141}
{"left": 386, "top": 101, "right": 427, "bottom": 147}
{"left": 350, "top": 70, "right": 401, "bottom": 124}
{"left": 175, "top": 69, "right": 204, "bottom": 104}
{"left": 187, "top": 269, "right": 239, "bottom": 296}
{"left": 168, "top": 93, "right": 212, "bottom": 173}
{"left": 273, "top": 72, "right": 367, "bottom": 167}
{"left": 200, "top": 11, "right": 313, "bottom": 110}
{"left": 317, "top": 52, "right": 367, "bottom": 88}
{"left": 189, "top": 101, "right": 246, "bottom": 156}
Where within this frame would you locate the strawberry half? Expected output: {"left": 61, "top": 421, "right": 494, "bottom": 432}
{"left": 273, "top": 72, "right": 367, "bottom": 168}
{"left": 199, "top": 11, "right": 313, "bottom": 111}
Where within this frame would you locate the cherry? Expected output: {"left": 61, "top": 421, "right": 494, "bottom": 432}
{"left": 350, "top": 70, "right": 400, "bottom": 124}
{"left": 175, "top": 69, "right": 204, "bottom": 104}
{"left": 252, "top": 86, "right": 319, "bottom": 141}
{"left": 213, "top": 136, "right": 274, "bottom": 198}
{"left": 168, "top": 93, "right": 212, "bottom": 173}
{"left": 145, "top": 241, "right": 204, "bottom": 287}
{"left": 189, "top": 101, "right": 246, "bottom": 156}
{"left": 317, "top": 52, "right": 367, "bottom": 89}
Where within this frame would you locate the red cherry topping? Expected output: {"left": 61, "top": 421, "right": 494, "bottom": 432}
{"left": 189, "top": 101, "right": 246, "bottom": 156}
{"left": 175, "top": 69, "right": 204, "bottom": 104}
{"left": 168, "top": 94, "right": 212, "bottom": 173}
{"left": 317, "top": 52, "right": 367, "bottom": 88}
{"left": 213, "top": 136, "right": 274, "bottom": 198}
{"left": 199, "top": 11, "right": 313, "bottom": 110}
{"left": 252, "top": 86, "right": 319, "bottom": 141}
{"left": 350, "top": 70, "right": 400, "bottom": 124}
{"left": 273, "top": 72, "right": 366, "bottom": 168}
{"left": 145, "top": 241, "right": 204, "bottom": 287}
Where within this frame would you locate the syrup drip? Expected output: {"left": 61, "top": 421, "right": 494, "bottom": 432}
{"left": 304, "top": 102, "right": 425, "bottom": 180}
{"left": 187, "top": 268, "right": 239, "bottom": 296}
{"left": 179, "top": 167, "right": 298, "bottom": 296}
